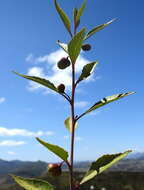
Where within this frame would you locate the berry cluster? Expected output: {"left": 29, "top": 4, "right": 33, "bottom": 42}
{"left": 56, "top": 43, "right": 91, "bottom": 94}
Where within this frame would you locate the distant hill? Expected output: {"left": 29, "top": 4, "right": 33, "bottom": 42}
{"left": 1, "top": 155, "right": 144, "bottom": 176}
{"left": 1, "top": 156, "right": 144, "bottom": 190}
{"left": 127, "top": 152, "right": 144, "bottom": 160}
{"left": 0, "top": 159, "right": 47, "bottom": 176}
{"left": 0, "top": 159, "right": 48, "bottom": 189}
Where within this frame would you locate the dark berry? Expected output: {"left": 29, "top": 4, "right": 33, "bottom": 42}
{"left": 57, "top": 57, "right": 71, "bottom": 69}
{"left": 48, "top": 163, "right": 62, "bottom": 176}
{"left": 57, "top": 84, "right": 65, "bottom": 93}
{"left": 81, "top": 44, "right": 91, "bottom": 51}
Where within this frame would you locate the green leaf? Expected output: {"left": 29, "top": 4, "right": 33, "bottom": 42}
{"left": 54, "top": 0, "right": 72, "bottom": 36}
{"left": 76, "top": 0, "right": 87, "bottom": 25}
{"left": 81, "top": 92, "right": 135, "bottom": 117}
{"left": 36, "top": 138, "right": 68, "bottom": 161}
{"left": 84, "top": 19, "right": 116, "bottom": 40}
{"left": 73, "top": 8, "right": 78, "bottom": 22}
{"left": 77, "top": 62, "right": 98, "bottom": 84}
{"left": 13, "top": 72, "right": 58, "bottom": 93}
{"left": 11, "top": 175, "right": 55, "bottom": 190}
{"left": 68, "top": 28, "right": 86, "bottom": 63}
{"left": 73, "top": 8, "right": 79, "bottom": 29}
{"left": 64, "top": 117, "right": 78, "bottom": 132}
{"left": 80, "top": 150, "right": 132, "bottom": 184}
{"left": 57, "top": 40, "right": 68, "bottom": 53}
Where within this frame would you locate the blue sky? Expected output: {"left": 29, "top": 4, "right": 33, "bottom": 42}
{"left": 0, "top": 0, "right": 143, "bottom": 162}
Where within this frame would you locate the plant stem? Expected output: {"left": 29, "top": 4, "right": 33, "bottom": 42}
{"left": 70, "top": 62, "right": 76, "bottom": 190}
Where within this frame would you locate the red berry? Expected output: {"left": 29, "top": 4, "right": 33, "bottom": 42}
{"left": 48, "top": 163, "right": 62, "bottom": 176}
{"left": 57, "top": 57, "right": 71, "bottom": 69}
{"left": 57, "top": 84, "right": 65, "bottom": 93}
{"left": 81, "top": 44, "right": 91, "bottom": 51}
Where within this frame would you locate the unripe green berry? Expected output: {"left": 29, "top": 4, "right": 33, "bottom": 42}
{"left": 57, "top": 57, "right": 71, "bottom": 69}
{"left": 81, "top": 44, "right": 91, "bottom": 51}
{"left": 57, "top": 84, "right": 65, "bottom": 93}
{"left": 48, "top": 163, "right": 62, "bottom": 176}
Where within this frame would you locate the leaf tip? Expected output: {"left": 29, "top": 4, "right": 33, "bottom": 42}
{"left": 12, "top": 71, "right": 23, "bottom": 77}
{"left": 36, "top": 137, "right": 40, "bottom": 141}
{"left": 9, "top": 174, "right": 18, "bottom": 181}
{"left": 36, "top": 137, "right": 43, "bottom": 145}
{"left": 127, "top": 150, "right": 132, "bottom": 153}
{"left": 111, "top": 18, "right": 117, "bottom": 23}
{"left": 9, "top": 174, "right": 14, "bottom": 178}
{"left": 56, "top": 40, "right": 60, "bottom": 44}
{"left": 106, "top": 18, "right": 117, "bottom": 25}
{"left": 127, "top": 91, "right": 136, "bottom": 96}
{"left": 12, "top": 70, "right": 18, "bottom": 75}
{"left": 82, "top": 0, "right": 87, "bottom": 7}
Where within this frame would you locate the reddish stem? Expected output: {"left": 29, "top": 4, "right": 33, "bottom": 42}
{"left": 69, "top": 62, "right": 76, "bottom": 190}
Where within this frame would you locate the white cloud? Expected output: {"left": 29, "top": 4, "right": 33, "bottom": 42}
{"left": 28, "top": 67, "right": 45, "bottom": 77}
{"left": 25, "top": 49, "right": 99, "bottom": 92}
{"left": 27, "top": 67, "right": 47, "bottom": 91}
{"left": 45, "top": 131, "right": 54, "bottom": 136}
{"left": 35, "top": 55, "right": 50, "bottom": 63}
{"left": 0, "top": 127, "right": 54, "bottom": 137}
{"left": 0, "top": 97, "right": 6, "bottom": 104}
{"left": 7, "top": 151, "right": 16, "bottom": 155}
{"left": 75, "top": 101, "right": 89, "bottom": 108}
{"left": 0, "top": 140, "right": 26, "bottom": 146}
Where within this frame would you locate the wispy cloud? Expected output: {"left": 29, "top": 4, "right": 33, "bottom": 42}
{"left": 75, "top": 101, "right": 89, "bottom": 108}
{"left": 25, "top": 54, "right": 34, "bottom": 63}
{"left": 0, "top": 97, "right": 6, "bottom": 104}
{"left": 75, "top": 136, "right": 83, "bottom": 141}
{"left": 0, "top": 127, "right": 54, "bottom": 137}
{"left": 25, "top": 49, "right": 99, "bottom": 93}
{"left": 7, "top": 151, "right": 16, "bottom": 155}
{"left": 89, "top": 110, "right": 102, "bottom": 116}
{"left": 64, "top": 135, "right": 83, "bottom": 141}
{"left": 0, "top": 140, "right": 26, "bottom": 146}
{"left": 64, "top": 135, "right": 68, "bottom": 139}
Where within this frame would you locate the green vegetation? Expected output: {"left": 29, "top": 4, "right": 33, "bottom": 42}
{"left": 2, "top": 172, "right": 144, "bottom": 190}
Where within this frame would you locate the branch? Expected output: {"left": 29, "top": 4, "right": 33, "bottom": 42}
{"left": 61, "top": 93, "right": 71, "bottom": 103}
